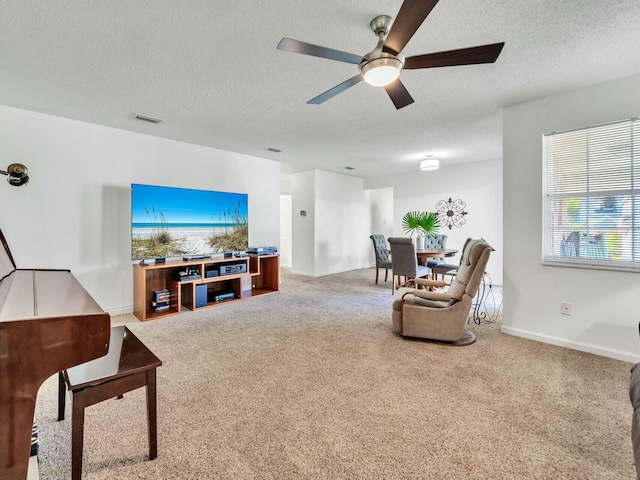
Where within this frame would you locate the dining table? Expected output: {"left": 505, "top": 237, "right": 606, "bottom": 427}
{"left": 415, "top": 248, "right": 458, "bottom": 263}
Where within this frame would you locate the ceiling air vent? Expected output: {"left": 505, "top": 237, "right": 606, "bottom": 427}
{"left": 133, "top": 113, "right": 163, "bottom": 124}
{"left": 267, "top": 147, "right": 283, "bottom": 153}
{"left": 344, "top": 166, "right": 356, "bottom": 170}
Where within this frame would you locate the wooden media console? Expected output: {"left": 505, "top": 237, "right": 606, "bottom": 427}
{"left": 133, "top": 254, "right": 279, "bottom": 321}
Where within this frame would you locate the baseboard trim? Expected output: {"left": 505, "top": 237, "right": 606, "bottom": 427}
{"left": 501, "top": 325, "right": 640, "bottom": 363}
{"left": 291, "top": 266, "right": 371, "bottom": 278}
{"left": 106, "top": 305, "right": 134, "bottom": 316}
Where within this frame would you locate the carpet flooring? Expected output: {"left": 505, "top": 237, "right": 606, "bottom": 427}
{"left": 34, "top": 268, "right": 634, "bottom": 479}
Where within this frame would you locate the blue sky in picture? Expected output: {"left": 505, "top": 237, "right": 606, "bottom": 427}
{"left": 131, "top": 184, "right": 248, "bottom": 225}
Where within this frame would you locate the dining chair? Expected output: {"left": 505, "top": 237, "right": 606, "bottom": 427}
{"left": 369, "top": 234, "right": 393, "bottom": 285}
{"left": 423, "top": 234, "right": 448, "bottom": 268}
{"left": 430, "top": 238, "right": 470, "bottom": 282}
{"left": 388, "top": 237, "right": 431, "bottom": 294}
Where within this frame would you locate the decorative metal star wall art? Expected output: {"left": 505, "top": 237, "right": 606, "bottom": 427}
{"left": 435, "top": 197, "right": 468, "bottom": 230}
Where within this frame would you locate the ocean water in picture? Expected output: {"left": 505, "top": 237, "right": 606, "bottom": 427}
{"left": 131, "top": 184, "right": 248, "bottom": 260}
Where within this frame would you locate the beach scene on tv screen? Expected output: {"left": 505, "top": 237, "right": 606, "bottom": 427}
{"left": 131, "top": 184, "right": 248, "bottom": 260}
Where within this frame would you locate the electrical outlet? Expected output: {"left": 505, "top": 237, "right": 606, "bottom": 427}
{"left": 561, "top": 301, "right": 572, "bottom": 316}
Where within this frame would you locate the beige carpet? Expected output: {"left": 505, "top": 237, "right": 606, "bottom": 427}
{"left": 35, "top": 268, "right": 634, "bottom": 479}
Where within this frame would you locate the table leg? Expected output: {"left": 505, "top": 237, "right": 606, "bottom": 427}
{"left": 58, "top": 372, "right": 66, "bottom": 421}
{"left": 71, "top": 393, "right": 86, "bottom": 480}
{"left": 146, "top": 368, "right": 158, "bottom": 460}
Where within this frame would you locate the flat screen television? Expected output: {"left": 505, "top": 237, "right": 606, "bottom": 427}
{"left": 131, "top": 183, "right": 248, "bottom": 261}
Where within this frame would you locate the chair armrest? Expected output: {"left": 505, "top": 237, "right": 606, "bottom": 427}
{"left": 407, "top": 278, "right": 448, "bottom": 289}
{"left": 401, "top": 290, "right": 452, "bottom": 303}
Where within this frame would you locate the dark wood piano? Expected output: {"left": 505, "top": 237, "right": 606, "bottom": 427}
{"left": 0, "top": 230, "right": 111, "bottom": 479}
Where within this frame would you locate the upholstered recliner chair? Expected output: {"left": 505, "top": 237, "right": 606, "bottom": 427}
{"left": 629, "top": 360, "right": 640, "bottom": 479}
{"left": 392, "top": 238, "right": 493, "bottom": 345}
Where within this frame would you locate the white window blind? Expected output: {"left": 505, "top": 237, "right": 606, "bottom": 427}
{"left": 543, "top": 117, "right": 640, "bottom": 271}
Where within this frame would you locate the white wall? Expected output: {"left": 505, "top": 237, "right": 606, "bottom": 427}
{"left": 366, "top": 159, "right": 503, "bottom": 285}
{"left": 503, "top": 73, "right": 640, "bottom": 362}
{"left": 279, "top": 195, "right": 292, "bottom": 268}
{"left": 367, "top": 187, "right": 394, "bottom": 265}
{"left": 0, "top": 105, "right": 280, "bottom": 315}
{"left": 290, "top": 170, "right": 371, "bottom": 276}
{"left": 291, "top": 170, "right": 316, "bottom": 275}
{"left": 315, "top": 170, "right": 370, "bottom": 276}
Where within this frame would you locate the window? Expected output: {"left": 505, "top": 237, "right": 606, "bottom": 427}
{"left": 543, "top": 117, "right": 640, "bottom": 271}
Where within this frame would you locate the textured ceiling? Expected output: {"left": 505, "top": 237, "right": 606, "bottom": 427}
{"left": 2, "top": 1, "right": 640, "bottom": 179}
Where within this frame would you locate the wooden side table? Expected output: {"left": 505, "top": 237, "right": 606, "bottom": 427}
{"left": 58, "top": 326, "right": 162, "bottom": 480}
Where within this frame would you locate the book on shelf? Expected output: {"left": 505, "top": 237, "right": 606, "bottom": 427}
{"left": 152, "top": 289, "right": 171, "bottom": 311}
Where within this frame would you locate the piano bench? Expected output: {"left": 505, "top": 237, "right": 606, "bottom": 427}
{"left": 57, "top": 325, "right": 162, "bottom": 480}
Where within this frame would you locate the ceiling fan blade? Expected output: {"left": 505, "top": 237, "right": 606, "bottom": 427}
{"left": 404, "top": 42, "right": 505, "bottom": 69}
{"left": 384, "top": 79, "right": 415, "bottom": 109}
{"left": 277, "top": 38, "right": 364, "bottom": 65}
{"left": 307, "top": 75, "right": 363, "bottom": 105}
{"left": 383, "top": 0, "right": 440, "bottom": 56}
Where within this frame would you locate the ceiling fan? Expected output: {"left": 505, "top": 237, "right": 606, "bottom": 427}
{"left": 277, "top": 0, "right": 505, "bottom": 109}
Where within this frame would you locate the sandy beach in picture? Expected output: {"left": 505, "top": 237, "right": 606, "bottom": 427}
{"left": 132, "top": 226, "right": 230, "bottom": 256}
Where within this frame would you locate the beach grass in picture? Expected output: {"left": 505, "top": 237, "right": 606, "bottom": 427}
{"left": 134, "top": 205, "right": 185, "bottom": 258}
{"left": 208, "top": 203, "right": 249, "bottom": 252}
{"left": 131, "top": 184, "right": 248, "bottom": 260}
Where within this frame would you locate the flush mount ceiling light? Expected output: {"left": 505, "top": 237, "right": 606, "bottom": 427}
{"left": 420, "top": 157, "right": 440, "bottom": 171}
{"left": 0, "top": 163, "right": 29, "bottom": 186}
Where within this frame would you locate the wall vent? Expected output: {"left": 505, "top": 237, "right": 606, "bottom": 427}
{"left": 133, "top": 113, "right": 163, "bottom": 124}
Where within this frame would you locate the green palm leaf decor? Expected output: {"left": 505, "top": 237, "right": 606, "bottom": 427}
{"left": 401, "top": 211, "right": 440, "bottom": 238}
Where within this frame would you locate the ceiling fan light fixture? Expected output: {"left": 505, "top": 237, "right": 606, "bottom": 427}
{"left": 420, "top": 158, "right": 440, "bottom": 171}
{"left": 277, "top": 2, "right": 505, "bottom": 109}
{"left": 361, "top": 57, "right": 403, "bottom": 87}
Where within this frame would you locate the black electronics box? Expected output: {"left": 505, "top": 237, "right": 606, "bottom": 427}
{"left": 205, "top": 266, "right": 219, "bottom": 278}
{"left": 213, "top": 291, "right": 235, "bottom": 302}
{"left": 247, "top": 246, "right": 278, "bottom": 255}
{"left": 219, "top": 263, "right": 247, "bottom": 276}
{"left": 175, "top": 267, "right": 201, "bottom": 281}
{"left": 195, "top": 284, "right": 207, "bottom": 308}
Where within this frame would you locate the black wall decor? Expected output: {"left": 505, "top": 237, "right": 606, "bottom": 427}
{"left": 435, "top": 197, "right": 468, "bottom": 229}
